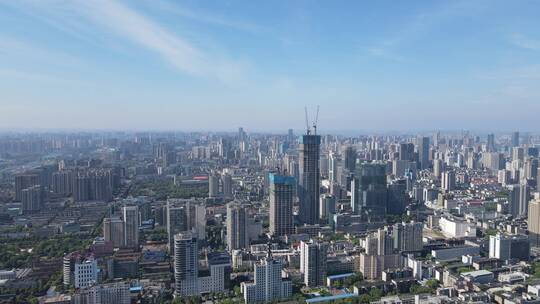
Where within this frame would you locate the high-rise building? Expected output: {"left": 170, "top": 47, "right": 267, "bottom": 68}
{"left": 300, "top": 240, "right": 328, "bottom": 287}
{"left": 529, "top": 199, "right": 540, "bottom": 247}
{"left": 269, "top": 173, "right": 295, "bottom": 236}
{"left": 74, "top": 258, "right": 98, "bottom": 288}
{"left": 441, "top": 170, "right": 456, "bottom": 192}
{"left": 174, "top": 232, "right": 199, "bottom": 297}
{"left": 319, "top": 194, "right": 336, "bottom": 224}
{"left": 14, "top": 173, "right": 40, "bottom": 201}
{"left": 103, "top": 217, "right": 124, "bottom": 248}
{"left": 343, "top": 146, "right": 357, "bottom": 172}
{"left": 489, "top": 233, "right": 530, "bottom": 261}
{"left": 399, "top": 143, "right": 415, "bottom": 161}
{"left": 167, "top": 202, "right": 188, "bottom": 251}
{"left": 21, "top": 185, "right": 43, "bottom": 213}
{"left": 512, "top": 131, "right": 520, "bottom": 147}
{"left": 122, "top": 205, "right": 139, "bottom": 248}
{"left": 392, "top": 222, "right": 423, "bottom": 252}
{"left": 226, "top": 202, "right": 248, "bottom": 251}
{"left": 222, "top": 173, "right": 233, "bottom": 199}
{"left": 241, "top": 249, "right": 292, "bottom": 303}
{"left": 298, "top": 134, "right": 321, "bottom": 224}
{"left": 328, "top": 152, "right": 339, "bottom": 184}
{"left": 487, "top": 133, "right": 495, "bottom": 152}
{"left": 417, "top": 137, "right": 430, "bottom": 170}
{"left": 352, "top": 162, "right": 388, "bottom": 215}
{"left": 208, "top": 174, "right": 219, "bottom": 198}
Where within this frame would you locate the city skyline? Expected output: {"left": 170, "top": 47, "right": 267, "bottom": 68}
{"left": 1, "top": 1, "right": 540, "bottom": 131}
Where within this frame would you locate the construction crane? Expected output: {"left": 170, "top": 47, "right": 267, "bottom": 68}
{"left": 313, "top": 105, "right": 319, "bottom": 135}
{"left": 305, "top": 106, "right": 311, "bottom": 135}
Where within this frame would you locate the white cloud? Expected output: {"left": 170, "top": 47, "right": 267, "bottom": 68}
{"left": 510, "top": 33, "right": 540, "bottom": 51}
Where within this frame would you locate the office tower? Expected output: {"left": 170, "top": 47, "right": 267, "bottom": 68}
{"left": 300, "top": 240, "right": 328, "bottom": 287}
{"left": 352, "top": 162, "right": 388, "bottom": 215}
{"left": 287, "top": 129, "right": 294, "bottom": 143}
{"left": 433, "top": 159, "right": 445, "bottom": 180}
{"left": 529, "top": 199, "right": 540, "bottom": 247}
{"left": 513, "top": 147, "right": 525, "bottom": 162}
{"left": 241, "top": 250, "right": 292, "bottom": 303}
{"left": 14, "top": 173, "right": 40, "bottom": 201}
{"left": 392, "top": 222, "right": 423, "bottom": 252}
{"left": 417, "top": 137, "right": 430, "bottom": 170}
{"left": 524, "top": 158, "right": 538, "bottom": 180}
{"left": 487, "top": 133, "right": 495, "bottom": 152}
{"left": 122, "top": 206, "right": 139, "bottom": 248}
{"left": 74, "top": 258, "right": 98, "bottom": 288}
{"left": 399, "top": 143, "right": 415, "bottom": 161}
{"left": 489, "top": 233, "right": 530, "bottom": 261}
{"left": 167, "top": 202, "right": 188, "bottom": 251}
{"left": 482, "top": 152, "right": 504, "bottom": 172}
{"left": 208, "top": 174, "right": 219, "bottom": 198}
{"left": 298, "top": 134, "right": 321, "bottom": 224}
{"left": 72, "top": 282, "right": 130, "bottom": 304}
{"left": 519, "top": 183, "right": 530, "bottom": 216}
{"left": 387, "top": 179, "right": 408, "bottom": 215}
{"left": 512, "top": 131, "right": 520, "bottom": 147}
{"left": 21, "top": 185, "right": 43, "bottom": 213}
{"left": 222, "top": 173, "right": 233, "bottom": 199}
{"left": 226, "top": 202, "right": 247, "bottom": 250}
{"left": 238, "top": 127, "right": 246, "bottom": 142}
{"left": 343, "top": 146, "right": 357, "bottom": 172}
{"left": 319, "top": 194, "right": 336, "bottom": 224}
{"left": 269, "top": 173, "right": 294, "bottom": 236}
{"left": 174, "top": 232, "right": 199, "bottom": 297}
{"left": 441, "top": 170, "right": 456, "bottom": 192}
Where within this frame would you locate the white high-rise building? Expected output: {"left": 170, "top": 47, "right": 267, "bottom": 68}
{"left": 300, "top": 240, "right": 328, "bottom": 287}
{"left": 241, "top": 250, "right": 292, "bottom": 303}
{"left": 123, "top": 205, "right": 139, "bottom": 248}
{"left": 73, "top": 282, "right": 130, "bottom": 304}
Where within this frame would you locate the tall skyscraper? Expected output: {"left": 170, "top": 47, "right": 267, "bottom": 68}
{"left": 399, "top": 143, "right": 415, "bottom": 161}
{"left": 487, "top": 133, "right": 495, "bottom": 152}
{"left": 512, "top": 131, "right": 520, "bottom": 147}
{"left": 529, "top": 199, "right": 540, "bottom": 247}
{"left": 352, "top": 162, "right": 388, "bottom": 215}
{"left": 122, "top": 205, "right": 139, "bottom": 248}
{"left": 299, "top": 134, "right": 321, "bottom": 224}
{"left": 269, "top": 173, "right": 294, "bottom": 236}
{"left": 343, "top": 146, "right": 357, "bottom": 172}
{"left": 300, "top": 240, "right": 328, "bottom": 287}
{"left": 441, "top": 170, "right": 456, "bottom": 192}
{"left": 103, "top": 217, "right": 124, "bottom": 248}
{"left": 174, "top": 232, "right": 199, "bottom": 297}
{"left": 417, "top": 137, "right": 430, "bottom": 170}
{"left": 226, "top": 202, "right": 248, "bottom": 250}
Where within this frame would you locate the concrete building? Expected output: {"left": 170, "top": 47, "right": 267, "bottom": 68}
{"left": 298, "top": 134, "right": 321, "bottom": 225}
{"left": 528, "top": 199, "right": 540, "bottom": 247}
{"left": 241, "top": 250, "right": 292, "bottom": 303}
{"left": 74, "top": 258, "right": 98, "bottom": 288}
{"left": 21, "top": 185, "right": 43, "bottom": 213}
{"left": 392, "top": 222, "right": 423, "bottom": 252}
{"left": 300, "top": 240, "right": 328, "bottom": 287}
{"left": 174, "top": 232, "right": 199, "bottom": 297}
{"left": 103, "top": 217, "right": 124, "bottom": 248}
{"left": 489, "top": 233, "right": 530, "bottom": 261}
{"left": 122, "top": 205, "right": 139, "bottom": 248}
{"left": 72, "top": 282, "right": 130, "bottom": 304}
{"left": 226, "top": 202, "right": 248, "bottom": 250}
{"left": 269, "top": 173, "right": 295, "bottom": 236}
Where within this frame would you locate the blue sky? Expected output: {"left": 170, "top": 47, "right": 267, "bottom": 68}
{"left": 1, "top": 0, "right": 539, "bottom": 132}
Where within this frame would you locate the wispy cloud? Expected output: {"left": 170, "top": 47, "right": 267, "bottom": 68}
{"left": 4, "top": 0, "right": 249, "bottom": 84}
{"left": 510, "top": 33, "right": 540, "bottom": 51}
